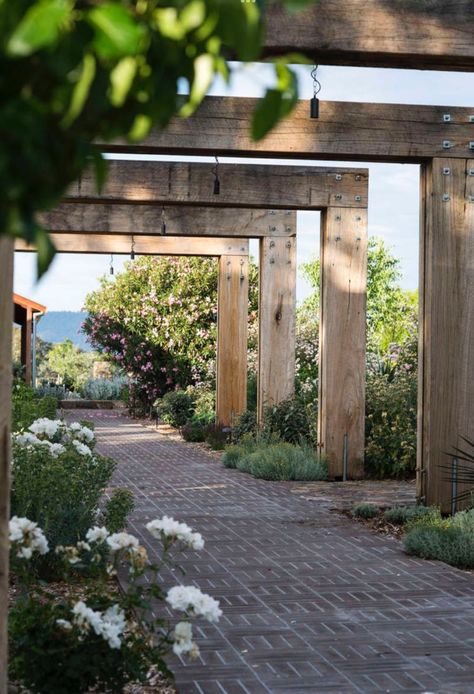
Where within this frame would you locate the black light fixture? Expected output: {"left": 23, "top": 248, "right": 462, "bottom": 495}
{"left": 109, "top": 254, "right": 114, "bottom": 275}
{"left": 212, "top": 156, "right": 220, "bottom": 195}
{"left": 130, "top": 235, "right": 135, "bottom": 261}
{"left": 310, "top": 64, "right": 321, "bottom": 119}
{"left": 161, "top": 206, "right": 166, "bottom": 235}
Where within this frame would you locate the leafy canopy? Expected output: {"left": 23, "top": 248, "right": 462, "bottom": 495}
{"left": 1, "top": 0, "right": 312, "bottom": 274}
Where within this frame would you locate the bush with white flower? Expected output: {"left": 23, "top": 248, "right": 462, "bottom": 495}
{"left": 11, "top": 417, "right": 133, "bottom": 577}
{"left": 9, "top": 514, "right": 221, "bottom": 694}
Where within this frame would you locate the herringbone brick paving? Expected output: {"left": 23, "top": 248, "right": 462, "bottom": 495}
{"left": 72, "top": 411, "right": 474, "bottom": 693}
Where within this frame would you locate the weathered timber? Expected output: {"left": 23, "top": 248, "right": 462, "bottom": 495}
{"left": 68, "top": 161, "right": 368, "bottom": 210}
{"left": 216, "top": 255, "right": 248, "bottom": 425}
{"left": 319, "top": 208, "right": 367, "bottom": 479}
{"left": 258, "top": 235, "right": 297, "bottom": 423}
{"left": 102, "top": 98, "right": 474, "bottom": 163}
{"left": 40, "top": 204, "right": 293, "bottom": 238}
{"left": 0, "top": 238, "right": 13, "bottom": 693}
{"left": 418, "top": 158, "right": 474, "bottom": 512}
{"left": 16, "top": 234, "right": 249, "bottom": 257}
{"left": 263, "top": 1, "right": 474, "bottom": 72}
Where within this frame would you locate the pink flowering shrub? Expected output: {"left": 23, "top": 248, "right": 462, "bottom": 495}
{"left": 82, "top": 257, "right": 258, "bottom": 414}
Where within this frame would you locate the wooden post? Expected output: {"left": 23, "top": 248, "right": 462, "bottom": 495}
{"left": 22, "top": 307, "right": 33, "bottom": 386}
{"left": 319, "top": 208, "right": 367, "bottom": 478}
{"left": 258, "top": 234, "right": 297, "bottom": 423}
{"left": 216, "top": 255, "right": 248, "bottom": 426}
{"left": 0, "top": 237, "right": 14, "bottom": 694}
{"left": 418, "top": 158, "right": 474, "bottom": 512}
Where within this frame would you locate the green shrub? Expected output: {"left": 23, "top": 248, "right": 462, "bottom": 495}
{"left": 182, "top": 420, "right": 206, "bottom": 442}
{"left": 12, "top": 384, "right": 58, "bottom": 431}
{"left": 352, "top": 503, "right": 379, "bottom": 519}
{"left": 232, "top": 409, "right": 257, "bottom": 441}
{"left": 263, "top": 393, "right": 318, "bottom": 446}
{"left": 225, "top": 439, "right": 327, "bottom": 482}
{"left": 384, "top": 505, "right": 434, "bottom": 525}
{"left": 10, "top": 418, "right": 129, "bottom": 577}
{"left": 81, "top": 376, "right": 128, "bottom": 400}
{"left": 203, "top": 423, "right": 229, "bottom": 450}
{"left": 154, "top": 390, "right": 195, "bottom": 427}
{"left": 365, "top": 364, "right": 417, "bottom": 478}
{"left": 404, "top": 525, "right": 474, "bottom": 568}
{"left": 103, "top": 489, "right": 135, "bottom": 533}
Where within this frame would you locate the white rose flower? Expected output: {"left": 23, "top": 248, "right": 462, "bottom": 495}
{"left": 56, "top": 619, "right": 73, "bottom": 631}
{"left": 172, "top": 621, "right": 195, "bottom": 655}
{"left": 106, "top": 532, "right": 139, "bottom": 552}
{"left": 146, "top": 516, "right": 205, "bottom": 550}
{"left": 86, "top": 526, "right": 110, "bottom": 543}
{"left": 29, "top": 418, "right": 62, "bottom": 439}
{"left": 72, "top": 440, "right": 92, "bottom": 457}
{"left": 49, "top": 443, "right": 66, "bottom": 458}
{"left": 13, "top": 432, "right": 41, "bottom": 447}
{"left": 166, "top": 585, "right": 222, "bottom": 623}
{"left": 9, "top": 516, "right": 49, "bottom": 559}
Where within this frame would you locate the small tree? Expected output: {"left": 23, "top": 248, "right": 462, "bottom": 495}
{"left": 41, "top": 339, "right": 96, "bottom": 390}
{"left": 83, "top": 256, "right": 259, "bottom": 412}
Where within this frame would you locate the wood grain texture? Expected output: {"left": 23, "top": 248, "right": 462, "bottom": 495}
{"left": 16, "top": 234, "right": 249, "bottom": 257}
{"left": 216, "top": 255, "right": 248, "bottom": 425}
{"left": 263, "top": 1, "right": 474, "bottom": 71}
{"left": 0, "top": 237, "right": 13, "bottom": 693}
{"left": 419, "top": 158, "right": 474, "bottom": 512}
{"left": 319, "top": 208, "right": 367, "bottom": 479}
{"left": 68, "top": 161, "right": 368, "bottom": 210}
{"left": 21, "top": 308, "right": 33, "bottom": 386}
{"left": 103, "top": 98, "right": 474, "bottom": 163}
{"left": 258, "top": 235, "right": 297, "bottom": 423}
{"left": 41, "top": 204, "right": 293, "bottom": 238}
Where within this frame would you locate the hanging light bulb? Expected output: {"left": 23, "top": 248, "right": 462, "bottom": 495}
{"left": 130, "top": 235, "right": 135, "bottom": 261}
{"left": 212, "top": 156, "right": 220, "bottom": 195}
{"left": 310, "top": 64, "right": 321, "bottom": 119}
{"left": 109, "top": 254, "right": 114, "bottom": 275}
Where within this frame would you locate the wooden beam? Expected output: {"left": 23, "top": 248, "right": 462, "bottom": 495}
{"left": 257, "top": 235, "right": 297, "bottom": 422}
{"left": 216, "top": 255, "right": 248, "bottom": 425}
{"left": 103, "top": 97, "right": 474, "bottom": 164}
{"left": 418, "top": 158, "right": 474, "bottom": 512}
{"left": 68, "top": 161, "right": 368, "bottom": 210}
{"left": 40, "top": 204, "right": 294, "bottom": 238}
{"left": 319, "top": 208, "right": 367, "bottom": 479}
{"left": 0, "top": 237, "right": 13, "bottom": 694}
{"left": 16, "top": 234, "right": 249, "bottom": 257}
{"left": 263, "top": 1, "right": 474, "bottom": 72}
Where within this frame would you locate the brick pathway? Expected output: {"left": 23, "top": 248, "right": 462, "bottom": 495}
{"left": 75, "top": 411, "right": 474, "bottom": 693}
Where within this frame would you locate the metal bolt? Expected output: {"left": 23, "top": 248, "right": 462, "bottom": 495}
{"left": 468, "top": 169, "right": 474, "bottom": 176}
{"left": 335, "top": 194, "right": 342, "bottom": 201}
{"left": 270, "top": 226, "right": 276, "bottom": 232}
{"left": 470, "top": 116, "right": 474, "bottom": 123}
{"left": 443, "top": 140, "right": 453, "bottom": 149}
{"left": 355, "top": 175, "right": 361, "bottom": 181}
{"left": 269, "top": 240, "right": 275, "bottom": 248}
{"left": 286, "top": 241, "right": 292, "bottom": 248}
{"left": 469, "top": 196, "right": 474, "bottom": 203}
{"left": 443, "top": 114, "right": 451, "bottom": 122}
{"left": 442, "top": 167, "right": 451, "bottom": 175}
{"left": 286, "top": 226, "right": 292, "bottom": 232}
{"left": 356, "top": 236, "right": 362, "bottom": 242}
{"left": 335, "top": 215, "right": 341, "bottom": 221}
{"left": 286, "top": 210, "right": 291, "bottom": 215}
{"left": 270, "top": 210, "right": 276, "bottom": 215}
{"left": 470, "top": 142, "right": 474, "bottom": 150}
{"left": 442, "top": 193, "right": 450, "bottom": 202}
{"left": 269, "top": 258, "right": 275, "bottom": 264}
{"left": 335, "top": 235, "right": 341, "bottom": 241}
{"left": 354, "top": 195, "right": 362, "bottom": 202}
{"left": 335, "top": 174, "right": 342, "bottom": 181}
{"left": 356, "top": 216, "right": 362, "bottom": 221}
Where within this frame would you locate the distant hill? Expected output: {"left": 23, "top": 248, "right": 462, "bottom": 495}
{"left": 37, "top": 311, "right": 92, "bottom": 351}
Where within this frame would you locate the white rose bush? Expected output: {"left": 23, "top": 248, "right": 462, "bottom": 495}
{"left": 9, "top": 512, "right": 221, "bottom": 693}
{"left": 10, "top": 418, "right": 134, "bottom": 576}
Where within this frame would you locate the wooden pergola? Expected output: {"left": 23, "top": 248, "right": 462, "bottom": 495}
{"left": 19, "top": 162, "right": 369, "bottom": 479}
{"left": 13, "top": 293, "right": 46, "bottom": 386}
{"left": 1, "top": 3, "right": 474, "bottom": 682}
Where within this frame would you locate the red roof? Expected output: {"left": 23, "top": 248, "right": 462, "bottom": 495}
{"left": 13, "top": 293, "right": 47, "bottom": 314}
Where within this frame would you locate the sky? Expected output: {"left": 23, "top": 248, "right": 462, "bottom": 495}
{"left": 13, "top": 63, "right": 474, "bottom": 310}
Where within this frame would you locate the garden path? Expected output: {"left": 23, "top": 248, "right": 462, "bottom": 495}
{"left": 73, "top": 411, "right": 474, "bottom": 694}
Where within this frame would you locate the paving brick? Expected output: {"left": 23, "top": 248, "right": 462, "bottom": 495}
{"left": 68, "top": 410, "right": 474, "bottom": 694}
